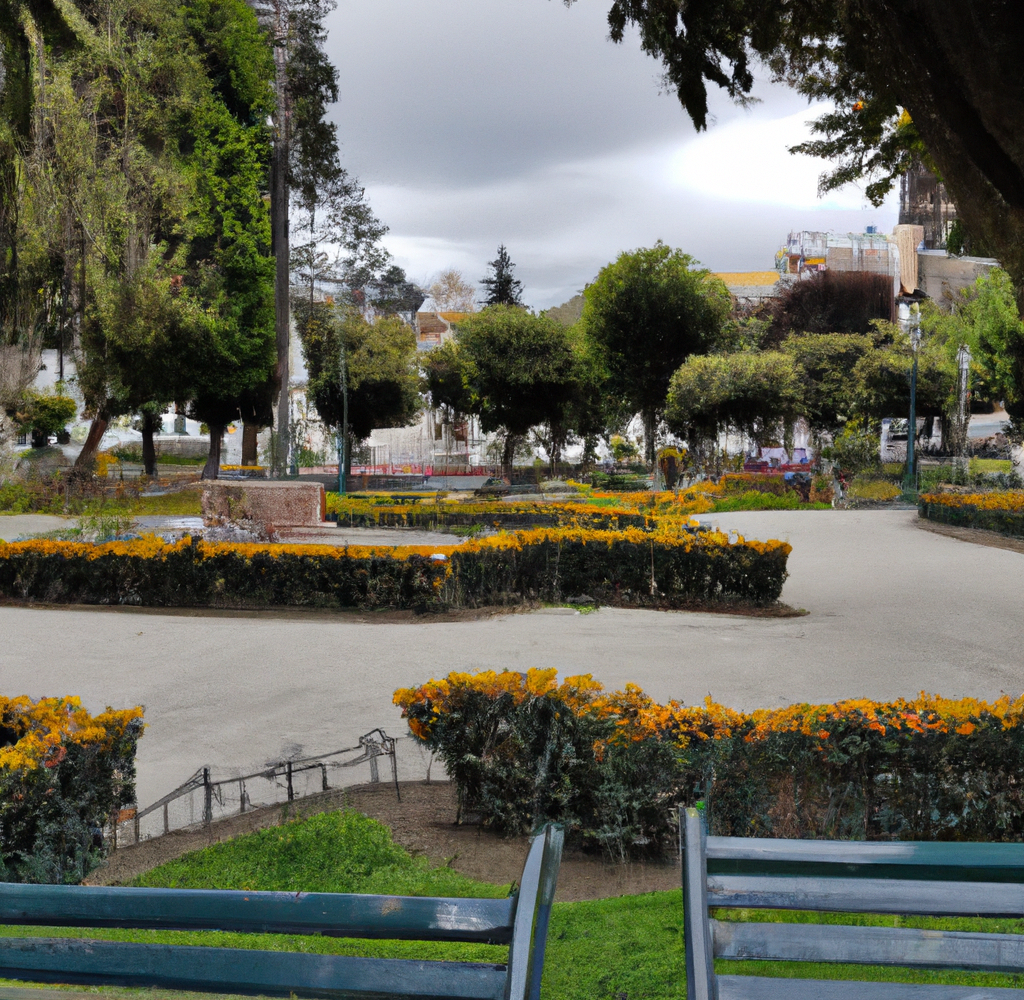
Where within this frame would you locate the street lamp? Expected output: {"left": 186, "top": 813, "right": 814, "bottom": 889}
{"left": 337, "top": 337, "right": 349, "bottom": 496}
{"left": 899, "top": 301, "right": 922, "bottom": 495}
{"left": 955, "top": 342, "right": 972, "bottom": 477}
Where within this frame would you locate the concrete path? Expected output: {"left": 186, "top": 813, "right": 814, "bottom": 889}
{"left": 1, "top": 509, "right": 1022, "bottom": 807}
{"left": 0, "top": 514, "right": 75, "bottom": 539}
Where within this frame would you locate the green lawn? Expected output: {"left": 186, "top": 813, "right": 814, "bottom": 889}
{"left": 4, "top": 810, "right": 1024, "bottom": 998}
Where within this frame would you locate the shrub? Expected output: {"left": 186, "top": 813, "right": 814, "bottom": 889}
{"left": 0, "top": 528, "right": 792, "bottom": 610}
{"left": 396, "top": 672, "right": 1024, "bottom": 856}
{"left": 0, "top": 696, "right": 143, "bottom": 883}
{"left": 919, "top": 490, "right": 1024, "bottom": 538}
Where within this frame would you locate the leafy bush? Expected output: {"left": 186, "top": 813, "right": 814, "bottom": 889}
{"left": 397, "top": 672, "right": 1024, "bottom": 856}
{"left": 0, "top": 527, "right": 792, "bottom": 610}
{"left": 920, "top": 491, "right": 1024, "bottom": 538}
{"left": 821, "top": 417, "right": 880, "bottom": 474}
{"left": 1, "top": 696, "right": 143, "bottom": 882}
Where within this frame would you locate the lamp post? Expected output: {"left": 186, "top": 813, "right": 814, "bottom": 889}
{"left": 899, "top": 301, "right": 922, "bottom": 495}
{"left": 955, "top": 343, "right": 972, "bottom": 478}
{"left": 337, "top": 338, "right": 349, "bottom": 496}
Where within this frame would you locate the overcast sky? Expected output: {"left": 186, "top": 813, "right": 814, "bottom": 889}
{"left": 325, "top": 0, "right": 898, "bottom": 310}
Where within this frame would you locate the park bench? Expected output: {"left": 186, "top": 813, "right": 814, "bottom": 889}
{"left": 681, "top": 806, "right": 1024, "bottom": 999}
{"left": 0, "top": 821, "right": 563, "bottom": 1000}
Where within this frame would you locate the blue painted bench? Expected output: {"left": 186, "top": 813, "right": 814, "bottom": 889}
{"left": 681, "top": 806, "right": 1024, "bottom": 999}
{"left": 0, "top": 822, "right": 563, "bottom": 1000}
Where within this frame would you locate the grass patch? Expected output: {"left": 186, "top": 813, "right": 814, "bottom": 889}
{"left": 711, "top": 491, "right": 830, "bottom": 513}
{"left": 127, "top": 489, "right": 202, "bottom": 516}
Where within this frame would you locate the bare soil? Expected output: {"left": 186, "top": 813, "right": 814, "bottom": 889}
{"left": 86, "top": 781, "right": 679, "bottom": 903}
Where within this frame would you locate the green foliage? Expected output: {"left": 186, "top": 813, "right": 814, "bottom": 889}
{"left": 480, "top": 245, "right": 523, "bottom": 307}
{"left": 953, "top": 269, "right": 1024, "bottom": 418}
{"left": 454, "top": 306, "right": 579, "bottom": 471}
{"left": 301, "top": 304, "right": 421, "bottom": 440}
{"left": 17, "top": 390, "right": 77, "bottom": 442}
{"left": 920, "top": 500, "right": 1024, "bottom": 540}
{"left": 421, "top": 338, "right": 473, "bottom": 418}
{"left": 404, "top": 687, "right": 683, "bottom": 857}
{"left": 851, "top": 333, "right": 954, "bottom": 420}
{"left": 781, "top": 333, "right": 874, "bottom": 435}
{"left": 133, "top": 809, "right": 507, "bottom": 898}
{"left": 0, "top": 532, "right": 790, "bottom": 610}
{"left": 582, "top": 243, "right": 730, "bottom": 461}
{"left": 820, "top": 417, "right": 879, "bottom": 475}
{"left": 712, "top": 491, "right": 827, "bottom": 513}
{"left": 0, "top": 713, "right": 142, "bottom": 884}
{"left": 665, "top": 351, "right": 803, "bottom": 451}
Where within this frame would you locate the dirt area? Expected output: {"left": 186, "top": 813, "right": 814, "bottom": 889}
{"left": 917, "top": 516, "right": 1024, "bottom": 556}
{"left": 86, "top": 781, "right": 680, "bottom": 903}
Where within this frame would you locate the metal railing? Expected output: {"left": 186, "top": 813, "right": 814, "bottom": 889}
{"left": 112, "top": 729, "right": 401, "bottom": 848}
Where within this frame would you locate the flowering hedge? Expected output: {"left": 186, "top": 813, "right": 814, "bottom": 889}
{"left": 1, "top": 696, "right": 143, "bottom": 882}
{"left": 0, "top": 528, "right": 791, "bottom": 610}
{"left": 396, "top": 670, "right": 1024, "bottom": 856}
{"left": 920, "top": 491, "right": 1024, "bottom": 538}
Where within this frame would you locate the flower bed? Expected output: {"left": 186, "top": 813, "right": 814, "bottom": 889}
{"left": 0, "top": 528, "right": 791, "bottom": 611}
{"left": 919, "top": 491, "right": 1024, "bottom": 538}
{"left": 1, "top": 696, "right": 143, "bottom": 882}
{"left": 396, "top": 670, "right": 1024, "bottom": 857}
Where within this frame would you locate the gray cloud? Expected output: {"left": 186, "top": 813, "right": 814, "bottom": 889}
{"left": 326, "top": 0, "right": 897, "bottom": 308}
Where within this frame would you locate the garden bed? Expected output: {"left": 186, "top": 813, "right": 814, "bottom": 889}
{"left": 0, "top": 527, "right": 791, "bottom": 611}
{"left": 919, "top": 490, "right": 1024, "bottom": 539}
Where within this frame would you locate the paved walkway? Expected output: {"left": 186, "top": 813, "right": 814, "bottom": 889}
{"left": 1, "top": 509, "right": 1022, "bottom": 806}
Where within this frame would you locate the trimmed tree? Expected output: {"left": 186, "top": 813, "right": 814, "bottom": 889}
{"left": 581, "top": 243, "right": 730, "bottom": 463}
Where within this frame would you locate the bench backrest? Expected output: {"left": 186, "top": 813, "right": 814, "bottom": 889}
{"left": 0, "top": 821, "right": 563, "bottom": 1000}
{"left": 681, "top": 806, "right": 1024, "bottom": 999}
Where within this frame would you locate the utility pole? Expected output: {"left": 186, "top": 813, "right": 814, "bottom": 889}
{"left": 337, "top": 336, "right": 348, "bottom": 495}
{"left": 267, "top": 0, "right": 291, "bottom": 477}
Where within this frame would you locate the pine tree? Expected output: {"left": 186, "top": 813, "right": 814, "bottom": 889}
{"left": 480, "top": 245, "right": 524, "bottom": 307}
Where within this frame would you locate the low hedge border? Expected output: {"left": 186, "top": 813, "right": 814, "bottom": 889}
{"left": 0, "top": 528, "right": 791, "bottom": 610}
{"left": 919, "top": 493, "right": 1024, "bottom": 539}
{"left": 396, "top": 671, "right": 1024, "bottom": 857}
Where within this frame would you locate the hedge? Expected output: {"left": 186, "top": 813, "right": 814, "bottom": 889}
{"left": 920, "top": 491, "right": 1024, "bottom": 539}
{"left": 396, "top": 671, "right": 1024, "bottom": 858}
{"left": 1, "top": 696, "right": 143, "bottom": 882}
{"left": 0, "top": 529, "right": 790, "bottom": 610}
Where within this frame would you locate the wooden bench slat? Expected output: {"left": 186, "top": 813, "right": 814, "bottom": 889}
{"left": 0, "top": 884, "right": 514, "bottom": 944}
{"left": 707, "top": 837, "right": 1024, "bottom": 884}
{"left": 708, "top": 875, "right": 1024, "bottom": 917}
{"left": 0, "top": 937, "right": 508, "bottom": 1000}
{"left": 717, "top": 974, "right": 1024, "bottom": 999}
{"left": 713, "top": 919, "right": 1024, "bottom": 973}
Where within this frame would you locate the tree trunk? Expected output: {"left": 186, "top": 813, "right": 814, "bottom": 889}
{"left": 643, "top": 409, "right": 657, "bottom": 466}
{"left": 241, "top": 422, "right": 259, "bottom": 466}
{"left": 502, "top": 434, "right": 516, "bottom": 482}
{"left": 862, "top": 3, "right": 1024, "bottom": 314}
{"left": 202, "top": 424, "right": 224, "bottom": 480}
{"left": 141, "top": 411, "right": 158, "bottom": 477}
{"left": 74, "top": 411, "right": 108, "bottom": 469}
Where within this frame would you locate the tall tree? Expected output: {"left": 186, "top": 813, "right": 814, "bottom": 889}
{"left": 574, "top": 1, "right": 1024, "bottom": 317}
{"left": 581, "top": 242, "right": 730, "bottom": 463}
{"left": 454, "top": 305, "right": 577, "bottom": 478}
{"left": 299, "top": 303, "right": 421, "bottom": 478}
{"left": 480, "top": 245, "right": 524, "bottom": 308}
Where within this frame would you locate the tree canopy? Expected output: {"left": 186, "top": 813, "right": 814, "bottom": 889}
{"left": 480, "top": 246, "right": 524, "bottom": 308}
{"left": 581, "top": 242, "right": 730, "bottom": 462}
{"left": 453, "top": 305, "right": 577, "bottom": 475}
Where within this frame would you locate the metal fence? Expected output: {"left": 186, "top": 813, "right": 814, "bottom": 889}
{"left": 111, "top": 729, "right": 402, "bottom": 848}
